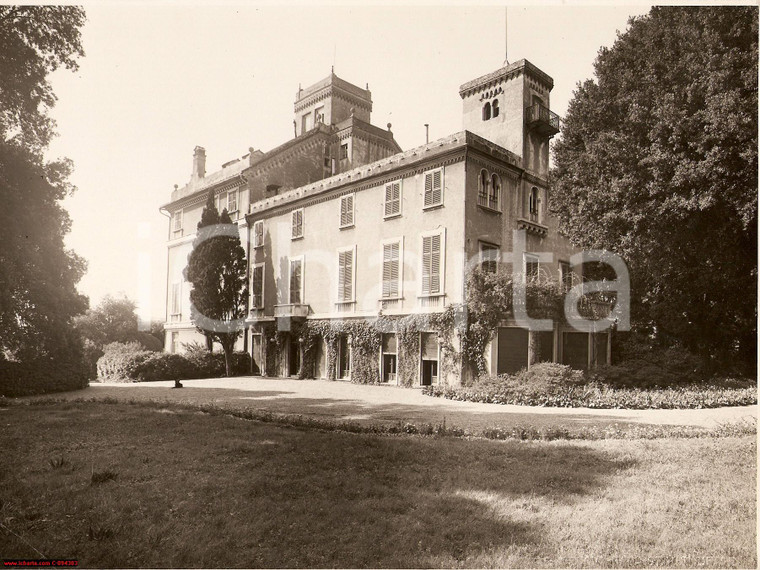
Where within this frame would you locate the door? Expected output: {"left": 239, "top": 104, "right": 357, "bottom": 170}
{"left": 497, "top": 327, "right": 529, "bottom": 374}
{"left": 338, "top": 335, "right": 351, "bottom": 379}
{"left": 420, "top": 332, "right": 439, "bottom": 386}
{"left": 382, "top": 333, "right": 397, "bottom": 383}
{"left": 251, "top": 333, "right": 263, "bottom": 375}
{"left": 288, "top": 336, "right": 301, "bottom": 377}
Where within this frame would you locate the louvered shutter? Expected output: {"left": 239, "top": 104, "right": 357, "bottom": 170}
{"left": 289, "top": 260, "right": 302, "bottom": 304}
{"left": 424, "top": 170, "right": 442, "bottom": 207}
{"left": 171, "top": 283, "right": 181, "bottom": 315}
{"left": 228, "top": 191, "right": 237, "bottom": 212}
{"left": 292, "top": 209, "right": 303, "bottom": 238}
{"left": 430, "top": 234, "right": 441, "bottom": 293}
{"left": 338, "top": 250, "right": 353, "bottom": 301}
{"left": 254, "top": 221, "right": 263, "bottom": 247}
{"left": 251, "top": 266, "right": 263, "bottom": 308}
{"left": 384, "top": 182, "right": 400, "bottom": 216}
{"left": 422, "top": 237, "right": 432, "bottom": 294}
{"left": 382, "top": 242, "right": 400, "bottom": 298}
{"left": 340, "top": 195, "right": 354, "bottom": 227}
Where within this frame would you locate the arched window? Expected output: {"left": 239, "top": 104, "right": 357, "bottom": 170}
{"left": 529, "top": 186, "right": 539, "bottom": 221}
{"left": 478, "top": 170, "right": 490, "bottom": 206}
{"left": 490, "top": 174, "right": 501, "bottom": 210}
{"left": 492, "top": 99, "right": 499, "bottom": 118}
{"left": 482, "top": 102, "right": 491, "bottom": 121}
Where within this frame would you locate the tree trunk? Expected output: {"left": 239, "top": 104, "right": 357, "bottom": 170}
{"left": 223, "top": 345, "right": 233, "bottom": 377}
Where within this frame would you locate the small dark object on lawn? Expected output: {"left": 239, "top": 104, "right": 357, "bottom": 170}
{"left": 174, "top": 380, "right": 183, "bottom": 388}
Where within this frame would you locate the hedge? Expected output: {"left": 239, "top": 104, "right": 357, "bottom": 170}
{"left": 0, "top": 356, "right": 89, "bottom": 397}
{"left": 423, "top": 363, "right": 757, "bottom": 410}
{"left": 96, "top": 342, "right": 251, "bottom": 382}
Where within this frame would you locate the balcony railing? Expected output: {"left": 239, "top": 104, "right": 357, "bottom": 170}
{"left": 274, "top": 303, "right": 310, "bottom": 318}
{"left": 525, "top": 104, "right": 561, "bottom": 137}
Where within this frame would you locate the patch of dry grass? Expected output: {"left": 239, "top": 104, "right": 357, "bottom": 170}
{"left": 0, "top": 401, "right": 755, "bottom": 568}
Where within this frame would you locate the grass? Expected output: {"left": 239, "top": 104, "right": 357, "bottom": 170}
{"left": 0, "top": 400, "right": 756, "bottom": 568}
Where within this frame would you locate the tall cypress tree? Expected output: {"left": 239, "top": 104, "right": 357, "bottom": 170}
{"left": 184, "top": 192, "right": 249, "bottom": 377}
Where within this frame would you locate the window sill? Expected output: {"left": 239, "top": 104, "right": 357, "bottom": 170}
{"left": 339, "top": 224, "right": 355, "bottom": 230}
{"left": 422, "top": 203, "right": 444, "bottom": 211}
{"left": 383, "top": 213, "right": 401, "bottom": 220}
{"left": 291, "top": 235, "right": 304, "bottom": 241}
{"left": 477, "top": 203, "right": 502, "bottom": 214}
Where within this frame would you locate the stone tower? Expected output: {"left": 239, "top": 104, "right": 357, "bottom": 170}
{"left": 459, "top": 59, "right": 559, "bottom": 179}
{"left": 294, "top": 72, "right": 373, "bottom": 137}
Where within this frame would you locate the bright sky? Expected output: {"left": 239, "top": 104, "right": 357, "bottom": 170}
{"left": 46, "top": 3, "right": 653, "bottom": 325}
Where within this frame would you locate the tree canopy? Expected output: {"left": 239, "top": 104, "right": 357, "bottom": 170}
{"left": 184, "top": 193, "right": 248, "bottom": 376}
{"left": 0, "top": 7, "right": 87, "bottom": 388}
{"left": 0, "top": 6, "right": 86, "bottom": 155}
{"left": 550, "top": 6, "right": 757, "bottom": 371}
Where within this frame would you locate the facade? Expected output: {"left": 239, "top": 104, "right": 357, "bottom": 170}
{"left": 161, "top": 60, "right": 609, "bottom": 385}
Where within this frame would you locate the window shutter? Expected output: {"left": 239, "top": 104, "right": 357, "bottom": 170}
{"left": 292, "top": 209, "right": 303, "bottom": 238}
{"left": 289, "top": 260, "right": 302, "bottom": 304}
{"left": 424, "top": 170, "right": 442, "bottom": 207}
{"left": 422, "top": 236, "right": 432, "bottom": 294}
{"left": 430, "top": 234, "right": 441, "bottom": 294}
{"left": 382, "top": 242, "right": 400, "bottom": 298}
{"left": 171, "top": 283, "right": 181, "bottom": 315}
{"left": 173, "top": 211, "right": 182, "bottom": 232}
{"left": 340, "top": 195, "right": 354, "bottom": 227}
{"left": 252, "top": 266, "right": 263, "bottom": 308}
{"left": 338, "top": 250, "right": 353, "bottom": 301}
{"left": 384, "top": 182, "right": 400, "bottom": 217}
{"left": 228, "top": 191, "right": 237, "bottom": 212}
{"left": 254, "top": 221, "right": 263, "bottom": 247}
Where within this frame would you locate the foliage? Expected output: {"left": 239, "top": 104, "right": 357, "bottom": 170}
{"left": 550, "top": 6, "right": 758, "bottom": 372}
{"left": 96, "top": 342, "right": 151, "bottom": 382}
{"left": 73, "top": 295, "right": 161, "bottom": 378}
{"left": 591, "top": 346, "right": 707, "bottom": 388}
{"left": 95, "top": 340, "right": 250, "bottom": 382}
{"left": 0, "top": 7, "right": 88, "bottom": 395}
{"left": 0, "top": 351, "right": 89, "bottom": 397}
{"left": 185, "top": 192, "right": 248, "bottom": 377}
{"left": 423, "top": 363, "right": 756, "bottom": 409}
{"left": 0, "top": 6, "right": 86, "bottom": 155}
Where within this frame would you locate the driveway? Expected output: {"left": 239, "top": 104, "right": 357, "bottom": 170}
{"left": 46, "top": 377, "right": 757, "bottom": 433}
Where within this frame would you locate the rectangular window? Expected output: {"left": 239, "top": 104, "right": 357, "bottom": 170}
{"left": 479, "top": 242, "right": 499, "bottom": 274}
{"left": 170, "top": 332, "right": 179, "bottom": 354}
{"left": 227, "top": 190, "right": 238, "bottom": 213}
{"left": 559, "top": 260, "right": 573, "bottom": 291}
{"left": 337, "top": 247, "right": 355, "bottom": 302}
{"left": 382, "top": 241, "right": 401, "bottom": 298}
{"left": 289, "top": 258, "right": 303, "bottom": 304}
{"left": 421, "top": 233, "right": 443, "bottom": 295}
{"left": 302, "top": 113, "right": 312, "bottom": 133}
{"left": 252, "top": 220, "right": 264, "bottom": 248}
{"left": 171, "top": 282, "right": 181, "bottom": 316}
{"left": 524, "top": 253, "right": 539, "bottom": 282}
{"left": 251, "top": 264, "right": 264, "bottom": 308}
{"left": 384, "top": 181, "right": 401, "bottom": 218}
{"left": 172, "top": 210, "right": 182, "bottom": 234}
{"left": 314, "top": 106, "right": 325, "bottom": 124}
{"left": 423, "top": 168, "right": 443, "bottom": 208}
{"left": 339, "top": 194, "right": 354, "bottom": 228}
{"left": 340, "top": 143, "right": 348, "bottom": 159}
{"left": 291, "top": 208, "right": 304, "bottom": 239}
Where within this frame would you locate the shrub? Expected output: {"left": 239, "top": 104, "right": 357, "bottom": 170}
{"left": 96, "top": 342, "right": 150, "bottom": 382}
{"left": 133, "top": 353, "right": 195, "bottom": 382}
{"left": 592, "top": 346, "right": 707, "bottom": 388}
{"left": 0, "top": 353, "right": 89, "bottom": 397}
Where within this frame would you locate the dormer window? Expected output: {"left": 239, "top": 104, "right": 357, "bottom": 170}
{"left": 482, "top": 101, "right": 492, "bottom": 121}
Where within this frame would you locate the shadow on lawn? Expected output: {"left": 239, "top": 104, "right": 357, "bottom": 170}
{"left": 0, "top": 401, "right": 638, "bottom": 568}
{"left": 63, "top": 383, "right": 644, "bottom": 431}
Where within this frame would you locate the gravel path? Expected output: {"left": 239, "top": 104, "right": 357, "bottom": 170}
{"left": 44, "top": 377, "right": 757, "bottom": 432}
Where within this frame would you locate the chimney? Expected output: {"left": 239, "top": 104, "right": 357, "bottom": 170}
{"left": 192, "top": 146, "right": 206, "bottom": 180}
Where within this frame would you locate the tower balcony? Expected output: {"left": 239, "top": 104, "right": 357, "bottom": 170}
{"left": 526, "top": 104, "right": 561, "bottom": 137}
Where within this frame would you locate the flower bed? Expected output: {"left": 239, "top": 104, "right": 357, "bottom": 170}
{"left": 422, "top": 363, "right": 756, "bottom": 410}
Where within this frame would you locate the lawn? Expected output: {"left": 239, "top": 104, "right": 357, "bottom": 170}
{"left": 0, "top": 400, "right": 756, "bottom": 568}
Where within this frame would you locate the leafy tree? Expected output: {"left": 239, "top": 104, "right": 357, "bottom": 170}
{"left": 0, "top": 139, "right": 88, "bottom": 364}
{"left": 0, "top": 7, "right": 88, "bottom": 394}
{"left": 74, "top": 295, "right": 140, "bottom": 347}
{"left": 0, "top": 6, "right": 86, "bottom": 155}
{"left": 550, "top": 6, "right": 757, "bottom": 372}
{"left": 184, "top": 192, "right": 248, "bottom": 377}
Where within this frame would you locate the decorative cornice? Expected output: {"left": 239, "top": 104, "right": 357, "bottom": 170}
{"left": 459, "top": 59, "right": 554, "bottom": 99}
